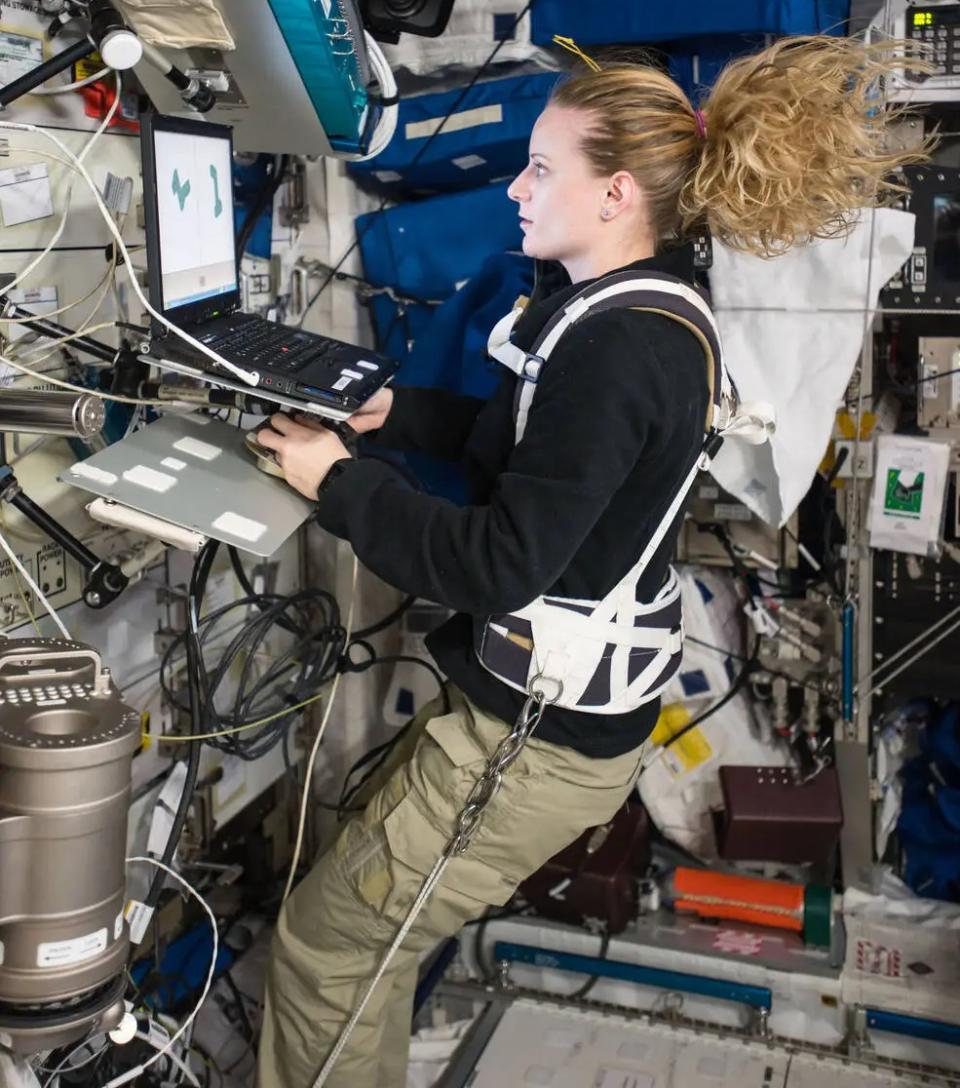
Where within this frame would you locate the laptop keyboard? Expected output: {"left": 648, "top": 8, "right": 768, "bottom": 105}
{"left": 199, "top": 321, "right": 344, "bottom": 373}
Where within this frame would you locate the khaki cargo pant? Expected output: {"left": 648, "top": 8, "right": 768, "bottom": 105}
{"left": 257, "top": 684, "right": 646, "bottom": 1088}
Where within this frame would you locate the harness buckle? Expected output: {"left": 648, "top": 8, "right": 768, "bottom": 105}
{"left": 521, "top": 354, "right": 544, "bottom": 383}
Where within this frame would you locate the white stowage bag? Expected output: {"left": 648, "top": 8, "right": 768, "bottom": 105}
{"left": 382, "top": 0, "right": 543, "bottom": 76}
{"left": 112, "top": 0, "right": 235, "bottom": 51}
{"left": 708, "top": 208, "right": 916, "bottom": 527}
{"left": 639, "top": 565, "right": 790, "bottom": 859}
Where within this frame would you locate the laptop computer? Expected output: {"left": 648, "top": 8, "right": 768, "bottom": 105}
{"left": 140, "top": 111, "right": 399, "bottom": 414}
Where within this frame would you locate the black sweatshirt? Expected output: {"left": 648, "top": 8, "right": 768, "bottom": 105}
{"left": 315, "top": 246, "right": 709, "bottom": 758}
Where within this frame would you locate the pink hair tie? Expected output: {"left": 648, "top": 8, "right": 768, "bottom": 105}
{"left": 694, "top": 109, "right": 708, "bottom": 140}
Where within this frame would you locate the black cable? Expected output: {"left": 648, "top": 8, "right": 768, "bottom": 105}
{"left": 222, "top": 970, "right": 256, "bottom": 1043}
{"left": 335, "top": 654, "right": 451, "bottom": 817}
{"left": 235, "top": 154, "right": 290, "bottom": 260}
{"left": 142, "top": 540, "right": 219, "bottom": 913}
{"left": 296, "top": 0, "right": 538, "bottom": 328}
{"left": 351, "top": 593, "right": 417, "bottom": 641}
{"left": 655, "top": 633, "right": 762, "bottom": 759}
{"left": 159, "top": 586, "right": 345, "bottom": 761}
{"left": 567, "top": 928, "right": 610, "bottom": 1000}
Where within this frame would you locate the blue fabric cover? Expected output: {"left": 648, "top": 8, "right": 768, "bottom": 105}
{"left": 350, "top": 71, "right": 560, "bottom": 198}
{"left": 530, "top": 1, "right": 850, "bottom": 45}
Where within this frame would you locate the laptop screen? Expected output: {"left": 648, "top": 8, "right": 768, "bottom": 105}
{"left": 151, "top": 126, "right": 237, "bottom": 313}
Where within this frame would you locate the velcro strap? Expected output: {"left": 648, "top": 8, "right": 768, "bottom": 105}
{"left": 514, "top": 600, "right": 681, "bottom": 651}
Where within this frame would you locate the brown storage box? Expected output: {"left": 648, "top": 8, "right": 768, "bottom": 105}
{"left": 520, "top": 801, "right": 650, "bottom": 934}
{"left": 717, "top": 765, "right": 843, "bottom": 865}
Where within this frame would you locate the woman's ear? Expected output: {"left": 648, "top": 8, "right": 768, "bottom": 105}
{"left": 604, "top": 170, "right": 639, "bottom": 220}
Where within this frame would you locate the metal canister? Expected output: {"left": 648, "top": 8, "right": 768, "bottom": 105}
{"left": 0, "top": 390, "right": 105, "bottom": 439}
{"left": 0, "top": 638, "right": 140, "bottom": 1053}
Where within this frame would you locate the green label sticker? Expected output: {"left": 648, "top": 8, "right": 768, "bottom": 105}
{"left": 884, "top": 468, "right": 924, "bottom": 518}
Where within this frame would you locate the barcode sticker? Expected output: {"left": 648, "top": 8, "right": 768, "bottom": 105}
{"left": 102, "top": 172, "right": 132, "bottom": 214}
{"left": 124, "top": 900, "right": 154, "bottom": 945}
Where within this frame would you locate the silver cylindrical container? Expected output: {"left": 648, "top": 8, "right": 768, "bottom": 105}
{"left": 0, "top": 638, "right": 140, "bottom": 1053}
{"left": 0, "top": 390, "right": 105, "bottom": 439}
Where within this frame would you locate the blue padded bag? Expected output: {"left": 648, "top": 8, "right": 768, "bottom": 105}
{"left": 357, "top": 182, "right": 522, "bottom": 302}
{"left": 898, "top": 703, "right": 960, "bottom": 902}
{"left": 350, "top": 71, "right": 560, "bottom": 198}
{"left": 393, "top": 251, "right": 534, "bottom": 398}
{"left": 668, "top": 37, "right": 759, "bottom": 103}
{"left": 530, "top": 1, "right": 850, "bottom": 45}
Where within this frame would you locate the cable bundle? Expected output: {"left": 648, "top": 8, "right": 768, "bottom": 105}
{"left": 159, "top": 559, "right": 345, "bottom": 762}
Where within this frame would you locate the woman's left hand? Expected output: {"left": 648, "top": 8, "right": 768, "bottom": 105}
{"left": 255, "top": 413, "right": 351, "bottom": 499}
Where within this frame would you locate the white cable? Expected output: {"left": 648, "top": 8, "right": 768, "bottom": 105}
{"left": 0, "top": 72, "right": 121, "bottom": 304}
{"left": 855, "top": 600, "right": 960, "bottom": 694}
{"left": 0, "top": 106, "right": 261, "bottom": 388}
{"left": 354, "top": 31, "right": 398, "bottom": 161}
{"left": 0, "top": 527, "right": 70, "bottom": 638}
{"left": 132, "top": 1033, "right": 200, "bottom": 1088}
{"left": 281, "top": 554, "right": 359, "bottom": 904}
{"left": 41, "top": 1035, "right": 110, "bottom": 1088}
{"left": 0, "top": 109, "right": 257, "bottom": 391}
{"left": 3, "top": 250, "right": 116, "bottom": 323}
{"left": 0, "top": 351, "right": 168, "bottom": 406}
{"left": 861, "top": 611, "right": 960, "bottom": 701}
{"left": 100, "top": 857, "right": 218, "bottom": 1088}
{"left": 31, "top": 67, "right": 110, "bottom": 94}
{"left": 312, "top": 852, "right": 451, "bottom": 1086}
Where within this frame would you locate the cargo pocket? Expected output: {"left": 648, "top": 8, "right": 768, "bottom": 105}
{"left": 525, "top": 739, "right": 646, "bottom": 828}
{"left": 383, "top": 789, "right": 517, "bottom": 925}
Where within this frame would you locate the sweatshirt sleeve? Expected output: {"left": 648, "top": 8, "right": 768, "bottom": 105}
{"left": 370, "top": 384, "right": 486, "bottom": 461}
{"left": 315, "top": 315, "right": 669, "bottom": 615}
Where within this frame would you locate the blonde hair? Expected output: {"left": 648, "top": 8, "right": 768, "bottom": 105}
{"left": 550, "top": 36, "right": 933, "bottom": 258}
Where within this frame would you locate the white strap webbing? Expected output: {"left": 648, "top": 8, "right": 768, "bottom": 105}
{"left": 487, "top": 306, "right": 526, "bottom": 372}
{"left": 590, "top": 453, "right": 704, "bottom": 626}
{"left": 510, "top": 277, "right": 722, "bottom": 444}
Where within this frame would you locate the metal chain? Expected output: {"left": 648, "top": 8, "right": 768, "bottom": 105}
{"left": 449, "top": 685, "right": 549, "bottom": 855}
{"left": 310, "top": 676, "right": 560, "bottom": 1088}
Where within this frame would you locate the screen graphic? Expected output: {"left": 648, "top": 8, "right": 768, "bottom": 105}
{"left": 154, "top": 129, "right": 236, "bottom": 311}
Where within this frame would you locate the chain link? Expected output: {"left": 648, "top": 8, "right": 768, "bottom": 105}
{"left": 447, "top": 676, "right": 560, "bottom": 856}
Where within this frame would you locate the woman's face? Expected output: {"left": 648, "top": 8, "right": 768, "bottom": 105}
{"left": 507, "top": 104, "right": 608, "bottom": 265}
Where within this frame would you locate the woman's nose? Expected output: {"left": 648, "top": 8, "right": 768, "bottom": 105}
{"left": 507, "top": 168, "right": 530, "bottom": 204}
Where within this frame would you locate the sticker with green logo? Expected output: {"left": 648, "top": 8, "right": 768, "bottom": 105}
{"left": 884, "top": 468, "right": 924, "bottom": 518}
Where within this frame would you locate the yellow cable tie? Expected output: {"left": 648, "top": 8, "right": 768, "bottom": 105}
{"left": 552, "top": 35, "right": 601, "bottom": 73}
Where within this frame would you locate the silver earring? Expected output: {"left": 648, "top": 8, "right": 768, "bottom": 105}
{"left": 601, "top": 208, "right": 611, "bottom": 219}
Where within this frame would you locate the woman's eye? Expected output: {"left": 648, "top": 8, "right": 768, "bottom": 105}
{"left": 533, "top": 162, "right": 546, "bottom": 177}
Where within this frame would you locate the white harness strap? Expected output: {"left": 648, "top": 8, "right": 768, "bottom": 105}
{"left": 478, "top": 270, "right": 775, "bottom": 715}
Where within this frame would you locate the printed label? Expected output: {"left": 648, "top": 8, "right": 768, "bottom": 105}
{"left": 124, "top": 900, "right": 154, "bottom": 945}
{"left": 102, "top": 172, "right": 132, "bottom": 214}
{"left": 452, "top": 154, "right": 487, "bottom": 170}
{"left": 855, "top": 937, "right": 903, "bottom": 978}
{"left": 714, "top": 502, "right": 752, "bottom": 522}
{"left": 714, "top": 929, "right": 765, "bottom": 957}
{"left": 405, "top": 104, "right": 502, "bottom": 141}
{"left": 332, "top": 375, "right": 353, "bottom": 391}
{"left": 37, "top": 928, "right": 107, "bottom": 968}
{"left": 114, "top": 910, "right": 124, "bottom": 941}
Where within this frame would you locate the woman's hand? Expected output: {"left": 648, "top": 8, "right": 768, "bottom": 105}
{"left": 346, "top": 387, "right": 393, "bottom": 434}
{"left": 255, "top": 414, "right": 351, "bottom": 499}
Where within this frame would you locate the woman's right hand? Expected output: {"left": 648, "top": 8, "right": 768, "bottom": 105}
{"left": 347, "top": 386, "right": 393, "bottom": 434}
